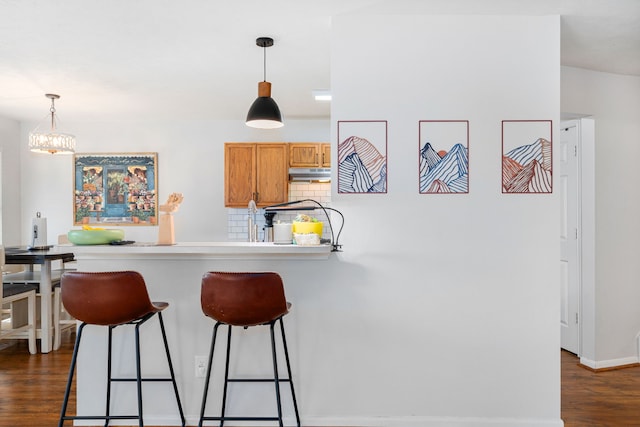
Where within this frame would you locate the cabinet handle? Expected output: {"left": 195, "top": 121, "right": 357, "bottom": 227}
{"left": 255, "top": 192, "right": 259, "bottom": 202}
{"left": 322, "top": 152, "right": 325, "bottom": 164}
{"left": 315, "top": 153, "right": 318, "bottom": 164}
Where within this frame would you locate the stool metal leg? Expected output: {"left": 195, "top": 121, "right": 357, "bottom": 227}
{"left": 270, "top": 321, "right": 284, "bottom": 427}
{"left": 157, "top": 311, "right": 186, "bottom": 426}
{"left": 58, "top": 322, "right": 86, "bottom": 427}
{"left": 199, "top": 321, "right": 222, "bottom": 427}
{"left": 279, "top": 317, "right": 301, "bottom": 427}
{"left": 134, "top": 321, "right": 144, "bottom": 427}
{"left": 199, "top": 319, "right": 300, "bottom": 427}
{"left": 220, "top": 325, "right": 233, "bottom": 427}
{"left": 60, "top": 315, "right": 184, "bottom": 427}
{"left": 104, "top": 326, "right": 114, "bottom": 427}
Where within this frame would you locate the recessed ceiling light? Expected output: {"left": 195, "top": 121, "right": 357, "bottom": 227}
{"left": 312, "top": 90, "right": 332, "bottom": 101}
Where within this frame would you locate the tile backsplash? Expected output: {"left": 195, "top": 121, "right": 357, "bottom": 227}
{"left": 227, "top": 182, "right": 332, "bottom": 242}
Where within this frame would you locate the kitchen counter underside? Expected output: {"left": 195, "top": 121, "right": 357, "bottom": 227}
{"left": 59, "top": 241, "right": 332, "bottom": 260}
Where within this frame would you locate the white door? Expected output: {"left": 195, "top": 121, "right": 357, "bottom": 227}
{"left": 560, "top": 121, "right": 580, "bottom": 354}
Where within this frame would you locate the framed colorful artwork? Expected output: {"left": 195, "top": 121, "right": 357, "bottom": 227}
{"left": 73, "top": 152, "right": 158, "bottom": 225}
{"left": 419, "top": 120, "right": 469, "bottom": 194}
{"left": 502, "top": 120, "right": 553, "bottom": 194}
{"left": 337, "top": 120, "right": 388, "bottom": 194}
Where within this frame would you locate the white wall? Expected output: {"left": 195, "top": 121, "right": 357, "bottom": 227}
{"left": 12, "top": 15, "right": 562, "bottom": 427}
{"left": 18, "top": 119, "right": 329, "bottom": 245}
{"left": 328, "top": 15, "right": 561, "bottom": 426}
{"left": 562, "top": 66, "right": 640, "bottom": 365}
{"left": 0, "top": 116, "right": 22, "bottom": 245}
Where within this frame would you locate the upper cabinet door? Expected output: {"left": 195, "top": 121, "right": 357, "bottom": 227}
{"left": 224, "top": 143, "right": 289, "bottom": 208}
{"left": 224, "top": 143, "right": 256, "bottom": 207}
{"left": 289, "top": 143, "right": 321, "bottom": 168}
{"left": 321, "top": 143, "right": 331, "bottom": 168}
{"left": 255, "top": 144, "right": 288, "bottom": 207}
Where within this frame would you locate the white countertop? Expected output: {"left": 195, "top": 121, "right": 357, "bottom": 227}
{"left": 58, "top": 241, "right": 332, "bottom": 260}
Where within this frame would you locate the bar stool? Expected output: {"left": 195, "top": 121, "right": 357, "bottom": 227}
{"left": 199, "top": 271, "right": 301, "bottom": 427}
{"left": 58, "top": 271, "right": 185, "bottom": 427}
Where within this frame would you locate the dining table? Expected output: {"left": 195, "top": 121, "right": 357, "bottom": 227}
{"left": 3, "top": 246, "right": 75, "bottom": 353}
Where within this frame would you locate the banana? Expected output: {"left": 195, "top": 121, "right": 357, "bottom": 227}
{"left": 82, "top": 225, "right": 105, "bottom": 231}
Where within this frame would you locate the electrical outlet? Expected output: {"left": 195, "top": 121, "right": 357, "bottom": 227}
{"left": 195, "top": 356, "right": 208, "bottom": 378}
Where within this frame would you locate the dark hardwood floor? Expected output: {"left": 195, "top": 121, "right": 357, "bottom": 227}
{"left": 0, "top": 332, "right": 77, "bottom": 427}
{"left": 2, "top": 333, "right": 639, "bottom": 426}
{"left": 561, "top": 349, "right": 640, "bottom": 426}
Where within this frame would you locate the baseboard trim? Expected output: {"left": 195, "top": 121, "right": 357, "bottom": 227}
{"left": 299, "top": 416, "right": 564, "bottom": 427}
{"left": 158, "top": 415, "right": 564, "bottom": 427}
{"left": 579, "top": 355, "right": 640, "bottom": 371}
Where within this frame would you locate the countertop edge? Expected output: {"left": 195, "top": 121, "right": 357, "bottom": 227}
{"left": 58, "top": 242, "right": 333, "bottom": 260}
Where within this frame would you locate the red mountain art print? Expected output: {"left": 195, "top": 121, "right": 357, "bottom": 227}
{"left": 502, "top": 137, "right": 552, "bottom": 193}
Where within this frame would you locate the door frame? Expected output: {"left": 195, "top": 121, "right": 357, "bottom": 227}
{"left": 560, "top": 121, "right": 581, "bottom": 354}
{"left": 561, "top": 117, "right": 595, "bottom": 361}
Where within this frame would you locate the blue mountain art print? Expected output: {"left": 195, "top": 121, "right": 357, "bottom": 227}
{"left": 418, "top": 120, "right": 469, "bottom": 194}
{"left": 419, "top": 143, "right": 469, "bottom": 193}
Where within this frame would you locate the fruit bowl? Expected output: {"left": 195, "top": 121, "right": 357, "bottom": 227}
{"left": 292, "top": 221, "right": 323, "bottom": 236}
{"left": 67, "top": 229, "right": 125, "bottom": 245}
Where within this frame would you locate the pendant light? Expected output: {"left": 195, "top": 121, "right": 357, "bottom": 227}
{"left": 246, "top": 37, "right": 284, "bottom": 129}
{"left": 29, "top": 93, "right": 76, "bottom": 154}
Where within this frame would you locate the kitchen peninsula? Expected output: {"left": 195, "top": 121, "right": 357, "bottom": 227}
{"left": 63, "top": 241, "right": 332, "bottom": 426}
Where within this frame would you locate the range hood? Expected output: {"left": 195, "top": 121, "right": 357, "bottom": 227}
{"left": 288, "top": 167, "right": 331, "bottom": 182}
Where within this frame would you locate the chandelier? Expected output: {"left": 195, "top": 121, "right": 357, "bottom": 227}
{"left": 29, "top": 93, "right": 76, "bottom": 154}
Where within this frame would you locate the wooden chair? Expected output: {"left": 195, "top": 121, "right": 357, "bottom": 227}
{"left": 2, "top": 265, "right": 74, "bottom": 350}
{"left": 1, "top": 254, "right": 37, "bottom": 354}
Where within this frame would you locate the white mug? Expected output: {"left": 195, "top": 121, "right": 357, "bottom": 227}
{"left": 273, "top": 223, "right": 293, "bottom": 244}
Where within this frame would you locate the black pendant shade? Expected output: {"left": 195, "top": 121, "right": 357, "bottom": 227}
{"left": 246, "top": 37, "right": 284, "bottom": 129}
{"left": 246, "top": 81, "right": 283, "bottom": 129}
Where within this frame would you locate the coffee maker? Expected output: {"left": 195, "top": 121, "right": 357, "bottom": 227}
{"left": 263, "top": 211, "right": 276, "bottom": 242}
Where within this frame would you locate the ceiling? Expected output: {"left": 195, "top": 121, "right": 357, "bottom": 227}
{"left": 0, "top": 0, "right": 638, "bottom": 124}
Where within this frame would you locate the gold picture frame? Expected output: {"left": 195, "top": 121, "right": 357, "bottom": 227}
{"left": 73, "top": 153, "right": 158, "bottom": 226}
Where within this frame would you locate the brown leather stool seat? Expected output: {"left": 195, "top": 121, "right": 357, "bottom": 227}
{"left": 58, "top": 271, "right": 185, "bottom": 427}
{"left": 199, "top": 271, "right": 300, "bottom": 427}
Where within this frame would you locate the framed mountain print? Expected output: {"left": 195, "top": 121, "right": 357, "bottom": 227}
{"left": 419, "top": 120, "right": 469, "bottom": 194}
{"left": 502, "top": 120, "right": 552, "bottom": 194}
{"left": 337, "top": 120, "right": 388, "bottom": 194}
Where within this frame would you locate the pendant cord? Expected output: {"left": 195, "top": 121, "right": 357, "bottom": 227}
{"left": 263, "top": 44, "right": 267, "bottom": 82}
{"left": 50, "top": 98, "right": 56, "bottom": 131}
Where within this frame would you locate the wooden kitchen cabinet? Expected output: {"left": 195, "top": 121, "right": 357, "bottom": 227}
{"left": 224, "top": 143, "right": 289, "bottom": 207}
{"left": 321, "top": 143, "right": 331, "bottom": 167}
{"left": 289, "top": 143, "right": 331, "bottom": 168}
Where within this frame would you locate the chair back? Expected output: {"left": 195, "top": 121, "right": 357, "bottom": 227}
{"left": 0, "top": 245, "right": 4, "bottom": 271}
{"left": 61, "top": 271, "right": 158, "bottom": 325}
{"left": 201, "top": 272, "right": 289, "bottom": 327}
